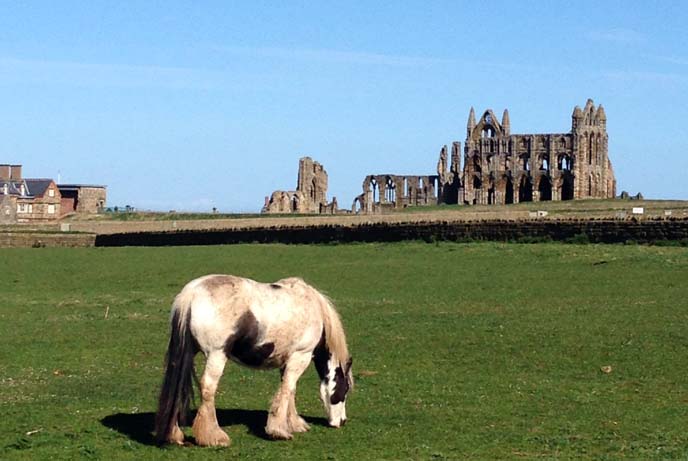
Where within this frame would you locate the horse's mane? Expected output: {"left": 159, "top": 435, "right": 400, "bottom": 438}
{"left": 317, "top": 292, "right": 350, "bottom": 366}
{"left": 277, "top": 277, "right": 350, "bottom": 365}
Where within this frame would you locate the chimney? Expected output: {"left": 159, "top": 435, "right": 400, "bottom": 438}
{"left": 0, "top": 165, "right": 9, "bottom": 180}
{"left": 10, "top": 164, "right": 22, "bottom": 180}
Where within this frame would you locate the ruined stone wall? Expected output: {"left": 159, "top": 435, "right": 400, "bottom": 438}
{"left": 297, "top": 157, "right": 328, "bottom": 212}
{"left": 273, "top": 100, "right": 618, "bottom": 216}
{"left": 458, "top": 99, "right": 615, "bottom": 207}
{"left": 437, "top": 142, "right": 461, "bottom": 205}
{"left": 352, "top": 174, "right": 440, "bottom": 213}
{"left": 572, "top": 100, "right": 615, "bottom": 199}
{"left": 263, "top": 157, "right": 336, "bottom": 214}
{"left": 264, "top": 190, "right": 307, "bottom": 213}
{"left": 352, "top": 100, "right": 616, "bottom": 214}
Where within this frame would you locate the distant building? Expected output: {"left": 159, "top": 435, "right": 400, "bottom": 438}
{"left": 0, "top": 164, "right": 106, "bottom": 223}
{"left": 353, "top": 99, "right": 617, "bottom": 213}
{"left": 456, "top": 98, "right": 616, "bottom": 205}
{"left": 263, "top": 157, "right": 338, "bottom": 214}
{"left": 58, "top": 184, "right": 107, "bottom": 215}
{"left": 0, "top": 165, "right": 62, "bottom": 223}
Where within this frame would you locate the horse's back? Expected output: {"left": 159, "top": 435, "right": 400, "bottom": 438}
{"left": 181, "top": 274, "right": 324, "bottom": 364}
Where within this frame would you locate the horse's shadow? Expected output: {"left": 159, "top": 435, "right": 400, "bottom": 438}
{"left": 100, "top": 409, "right": 329, "bottom": 446}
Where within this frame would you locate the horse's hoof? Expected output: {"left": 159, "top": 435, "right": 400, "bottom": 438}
{"left": 290, "top": 417, "right": 310, "bottom": 433}
{"left": 195, "top": 428, "right": 231, "bottom": 447}
{"left": 166, "top": 425, "right": 185, "bottom": 445}
{"left": 266, "top": 425, "right": 293, "bottom": 440}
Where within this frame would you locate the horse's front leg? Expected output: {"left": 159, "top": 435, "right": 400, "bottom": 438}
{"left": 192, "top": 350, "right": 230, "bottom": 447}
{"left": 266, "top": 351, "right": 311, "bottom": 440}
{"left": 287, "top": 392, "right": 310, "bottom": 433}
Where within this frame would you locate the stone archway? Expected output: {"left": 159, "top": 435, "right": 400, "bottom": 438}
{"left": 561, "top": 174, "right": 574, "bottom": 201}
{"left": 353, "top": 196, "right": 363, "bottom": 213}
{"left": 519, "top": 176, "right": 533, "bottom": 202}
{"left": 538, "top": 176, "right": 552, "bottom": 201}
{"left": 505, "top": 177, "right": 514, "bottom": 204}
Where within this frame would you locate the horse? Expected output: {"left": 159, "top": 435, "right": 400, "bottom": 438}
{"left": 154, "top": 274, "right": 353, "bottom": 446}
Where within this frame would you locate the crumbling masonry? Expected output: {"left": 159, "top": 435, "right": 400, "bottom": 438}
{"left": 353, "top": 99, "right": 616, "bottom": 212}
{"left": 263, "top": 157, "right": 338, "bottom": 214}
{"left": 262, "top": 99, "right": 617, "bottom": 214}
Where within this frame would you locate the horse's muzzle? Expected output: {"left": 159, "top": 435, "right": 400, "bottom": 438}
{"left": 330, "top": 418, "right": 347, "bottom": 428}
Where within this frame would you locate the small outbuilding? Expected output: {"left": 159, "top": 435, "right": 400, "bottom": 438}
{"left": 58, "top": 184, "right": 107, "bottom": 215}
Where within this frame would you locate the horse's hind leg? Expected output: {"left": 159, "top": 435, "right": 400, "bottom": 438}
{"left": 266, "top": 351, "right": 311, "bottom": 440}
{"left": 169, "top": 423, "right": 185, "bottom": 445}
{"left": 192, "top": 350, "right": 230, "bottom": 447}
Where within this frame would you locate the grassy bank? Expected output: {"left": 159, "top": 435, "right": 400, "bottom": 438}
{"left": 1, "top": 243, "right": 687, "bottom": 459}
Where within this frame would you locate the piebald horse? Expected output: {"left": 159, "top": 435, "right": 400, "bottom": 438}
{"left": 154, "top": 275, "right": 353, "bottom": 446}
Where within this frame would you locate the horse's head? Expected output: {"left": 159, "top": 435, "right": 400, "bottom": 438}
{"left": 319, "top": 356, "right": 353, "bottom": 427}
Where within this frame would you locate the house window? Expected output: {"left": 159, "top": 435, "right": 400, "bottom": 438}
{"left": 48, "top": 189, "right": 55, "bottom": 197}
{"left": 48, "top": 204, "right": 55, "bottom": 214}
{"left": 17, "top": 203, "right": 33, "bottom": 213}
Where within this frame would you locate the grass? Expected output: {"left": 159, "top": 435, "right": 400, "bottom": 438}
{"left": 400, "top": 198, "right": 688, "bottom": 218}
{"left": 67, "top": 199, "right": 688, "bottom": 223}
{"left": 71, "top": 211, "right": 333, "bottom": 221}
{"left": 1, "top": 242, "right": 687, "bottom": 459}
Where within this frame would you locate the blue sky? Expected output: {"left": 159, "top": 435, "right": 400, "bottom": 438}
{"left": 1, "top": 1, "right": 687, "bottom": 211}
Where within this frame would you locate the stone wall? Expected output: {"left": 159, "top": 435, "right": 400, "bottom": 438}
{"left": 95, "top": 218, "right": 688, "bottom": 247}
{"left": 263, "top": 157, "right": 337, "bottom": 214}
{"left": 457, "top": 99, "right": 615, "bottom": 206}
{"left": 355, "top": 99, "right": 617, "bottom": 212}
{"left": 296, "top": 156, "right": 328, "bottom": 212}
{"left": 0, "top": 232, "right": 96, "bottom": 248}
{"left": 16, "top": 194, "right": 62, "bottom": 222}
{"left": 0, "top": 194, "right": 16, "bottom": 224}
{"left": 352, "top": 174, "right": 440, "bottom": 213}
{"left": 59, "top": 185, "right": 107, "bottom": 214}
{"left": 76, "top": 187, "right": 107, "bottom": 213}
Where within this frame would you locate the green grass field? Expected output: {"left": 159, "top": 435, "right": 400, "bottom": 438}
{"left": 1, "top": 242, "right": 687, "bottom": 460}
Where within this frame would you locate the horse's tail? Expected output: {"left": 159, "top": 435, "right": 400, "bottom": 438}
{"left": 154, "top": 291, "right": 196, "bottom": 444}
{"left": 318, "top": 293, "right": 350, "bottom": 367}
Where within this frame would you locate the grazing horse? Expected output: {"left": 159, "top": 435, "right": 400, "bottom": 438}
{"left": 154, "top": 275, "right": 353, "bottom": 446}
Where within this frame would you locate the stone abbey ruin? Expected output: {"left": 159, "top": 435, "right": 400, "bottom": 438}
{"left": 263, "top": 157, "right": 338, "bottom": 214}
{"left": 264, "top": 99, "right": 616, "bottom": 214}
